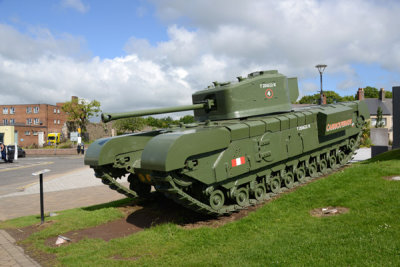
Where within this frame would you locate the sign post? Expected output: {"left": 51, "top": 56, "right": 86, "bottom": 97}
{"left": 14, "top": 143, "right": 18, "bottom": 160}
{"left": 32, "top": 169, "right": 50, "bottom": 224}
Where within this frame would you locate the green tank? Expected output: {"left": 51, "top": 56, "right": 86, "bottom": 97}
{"left": 84, "top": 70, "right": 369, "bottom": 215}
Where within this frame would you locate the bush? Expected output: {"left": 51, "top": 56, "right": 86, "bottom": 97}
{"left": 58, "top": 141, "right": 74, "bottom": 148}
{"left": 361, "top": 137, "right": 372, "bottom": 148}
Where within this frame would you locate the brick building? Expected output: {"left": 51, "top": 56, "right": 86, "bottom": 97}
{"left": 0, "top": 100, "right": 68, "bottom": 147}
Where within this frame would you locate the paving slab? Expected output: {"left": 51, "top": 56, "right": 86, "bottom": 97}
{"left": 0, "top": 230, "right": 40, "bottom": 267}
{"left": 0, "top": 185, "right": 127, "bottom": 221}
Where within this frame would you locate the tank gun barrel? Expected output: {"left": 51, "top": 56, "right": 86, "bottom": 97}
{"left": 102, "top": 99, "right": 214, "bottom": 123}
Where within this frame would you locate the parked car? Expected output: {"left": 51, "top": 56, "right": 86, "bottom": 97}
{"left": 7, "top": 145, "right": 26, "bottom": 158}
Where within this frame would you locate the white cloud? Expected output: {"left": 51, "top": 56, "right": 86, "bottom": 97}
{"left": 150, "top": 0, "right": 400, "bottom": 73}
{"left": 61, "top": 0, "right": 90, "bottom": 13}
{"left": 0, "top": 52, "right": 192, "bottom": 112}
{"left": 145, "top": 0, "right": 400, "bottom": 94}
{"left": 2, "top": 0, "right": 400, "bottom": 116}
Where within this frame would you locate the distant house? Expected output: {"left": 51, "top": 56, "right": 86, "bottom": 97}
{"left": 356, "top": 88, "right": 393, "bottom": 142}
{"left": 0, "top": 98, "right": 70, "bottom": 147}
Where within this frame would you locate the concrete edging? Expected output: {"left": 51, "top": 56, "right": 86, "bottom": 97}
{"left": 25, "top": 148, "right": 78, "bottom": 155}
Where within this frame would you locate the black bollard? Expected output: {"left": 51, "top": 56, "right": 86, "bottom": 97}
{"left": 32, "top": 169, "right": 50, "bottom": 224}
{"left": 39, "top": 173, "right": 44, "bottom": 223}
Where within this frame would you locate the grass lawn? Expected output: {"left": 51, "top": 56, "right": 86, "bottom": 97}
{"left": 1, "top": 149, "right": 400, "bottom": 266}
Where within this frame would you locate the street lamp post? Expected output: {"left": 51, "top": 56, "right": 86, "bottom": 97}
{"left": 315, "top": 64, "right": 327, "bottom": 105}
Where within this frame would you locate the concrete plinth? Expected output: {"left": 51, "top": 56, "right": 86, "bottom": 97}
{"left": 371, "top": 146, "right": 390, "bottom": 158}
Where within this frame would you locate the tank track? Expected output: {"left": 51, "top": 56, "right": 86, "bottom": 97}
{"left": 94, "top": 134, "right": 361, "bottom": 216}
{"left": 93, "top": 170, "right": 139, "bottom": 199}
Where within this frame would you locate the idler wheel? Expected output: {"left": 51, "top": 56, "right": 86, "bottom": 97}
{"left": 296, "top": 166, "right": 307, "bottom": 183}
{"left": 209, "top": 190, "right": 225, "bottom": 210}
{"left": 308, "top": 161, "right": 318, "bottom": 178}
{"left": 235, "top": 187, "right": 249, "bottom": 207}
{"left": 253, "top": 183, "right": 266, "bottom": 201}
{"left": 270, "top": 177, "right": 281, "bottom": 194}
{"left": 319, "top": 159, "right": 328, "bottom": 174}
{"left": 329, "top": 155, "right": 337, "bottom": 169}
{"left": 283, "top": 171, "right": 295, "bottom": 188}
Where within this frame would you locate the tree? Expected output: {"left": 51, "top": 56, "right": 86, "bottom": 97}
{"left": 324, "top": 91, "right": 344, "bottom": 104}
{"left": 112, "top": 117, "right": 145, "bottom": 134}
{"left": 363, "top": 86, "right": 379, "bottom": 98}
{"left": 145, "top": 116, "right": 167, "bottom": 128}
{"left": 62, "top": 98, "right": 101, "bottom": 134}
{"left": 299, "top": 94, "right": 319, "bottom": 104}
{"left": 385, "top": 91, "right": 393, "bottom": 98}
{"left": 298, "top": 91, "right": 353, "bottom": 104}
{"left": 342, "top": 95, "right": 355, "bottom": 102}
{"left": 179, "top": 115, "right": 195, "bottom": 124}
{"left": 375, "top": 106, "right": 384, "bottom": 128}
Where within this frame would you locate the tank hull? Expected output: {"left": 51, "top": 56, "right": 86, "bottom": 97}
{"left": 85, "top": 101, "right": 369, "bottom": 215}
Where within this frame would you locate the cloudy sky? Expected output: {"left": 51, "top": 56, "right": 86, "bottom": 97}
{"left": 1, "top": 0, "right": 399, "bottom": 114}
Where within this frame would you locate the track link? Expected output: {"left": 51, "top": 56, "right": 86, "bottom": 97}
{"left": 94, "top": 170, "right": 139, "bottom": 199}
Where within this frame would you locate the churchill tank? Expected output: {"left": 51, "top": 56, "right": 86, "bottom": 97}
{"left": 84, "top": 70, "right": 369, "bottom": 215}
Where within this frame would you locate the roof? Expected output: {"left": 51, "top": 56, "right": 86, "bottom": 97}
{"left": 364, "top": 98, "right": 392, "bottom": 115}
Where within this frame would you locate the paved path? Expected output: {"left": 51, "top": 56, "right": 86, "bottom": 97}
{"left": 0, "top": 148, "right": 371, "bottom": 266}
{"left": 0, "top": 167, "right": 128, "bottom": 267}
{"left": 350, "top": 147, "right": 371, "bottom": 162}
{"left": 0, "top": 230, "right": 40, "bottom": 267}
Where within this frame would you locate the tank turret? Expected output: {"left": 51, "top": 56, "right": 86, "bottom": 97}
{"left": 101, "top": 70, "right": 299, "bottom": 123}
{"left": 193, "top": 70, "right": 298, "bottom": 121}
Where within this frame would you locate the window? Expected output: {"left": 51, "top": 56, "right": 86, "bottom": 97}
{"left": 26, "top": 107, "right": 32, "bottom": 114}
{"left": 33, "top": 106, "right": 39, "bottom": 113}
{"left": 57, "top": 120, "right": 60, "bottom": 124}
{"left": 33, "top": 131, "right": 38, "bottom": 136}
{"left": 9, "top": 107, "right": 15, "bottom": 114}
{"left": 10, "top": 119, "right": 15, "bottom": 125}
{"left": 26, "top": 118, "right": 32, "bottom": 125}
{"left": 3, "top": 119, "right": 8, "bottom": 125}
{"left": 25, "top": 131, "right": 30, "bottom": 135}
{"left": 57, "top": 109, "right": 60, "bottom": 114}
{"left": 3, "top": 107, "right": 8, "bottom": 114}
{"left": 54, "top": 108, "right": 57, "bottom": 114}
{"left": 34, "top": 118, "right": 40, "bottom": 125}
{"left": 54, "top": 119, "right": 57, "bottom": 124}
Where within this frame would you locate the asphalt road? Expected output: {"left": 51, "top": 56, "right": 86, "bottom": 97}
{"left": 0, "top": 155, "right": 85, "bottom": 197}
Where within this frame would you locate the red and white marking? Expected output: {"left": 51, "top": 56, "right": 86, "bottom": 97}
{"left": 265, "top": 88, "right": 274, "bottom": 99}
{"left": 231, "top": 156, "right": 246, "bottom": 167}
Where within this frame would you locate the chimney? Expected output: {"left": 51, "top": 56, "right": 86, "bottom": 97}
{"left": 357, "top": 88, "right": 364, "bottom": 100}
{"left": 71, "top": 96, "right": 78, "bottom": 101}
{"left": 379, "top": 88, "right": 385, "bottom": 101}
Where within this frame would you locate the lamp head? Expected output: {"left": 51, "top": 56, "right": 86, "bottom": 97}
{"left": 315, "top": 64, "right": 327, "bottom": 74}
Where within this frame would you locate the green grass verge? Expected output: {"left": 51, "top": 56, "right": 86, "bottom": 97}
{"left": 2, "top": 149, "right": 400, "bottom": 266}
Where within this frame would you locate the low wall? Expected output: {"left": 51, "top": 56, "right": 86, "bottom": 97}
{"left": 25, "top": 148, "right": 79, "bottom": 155}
